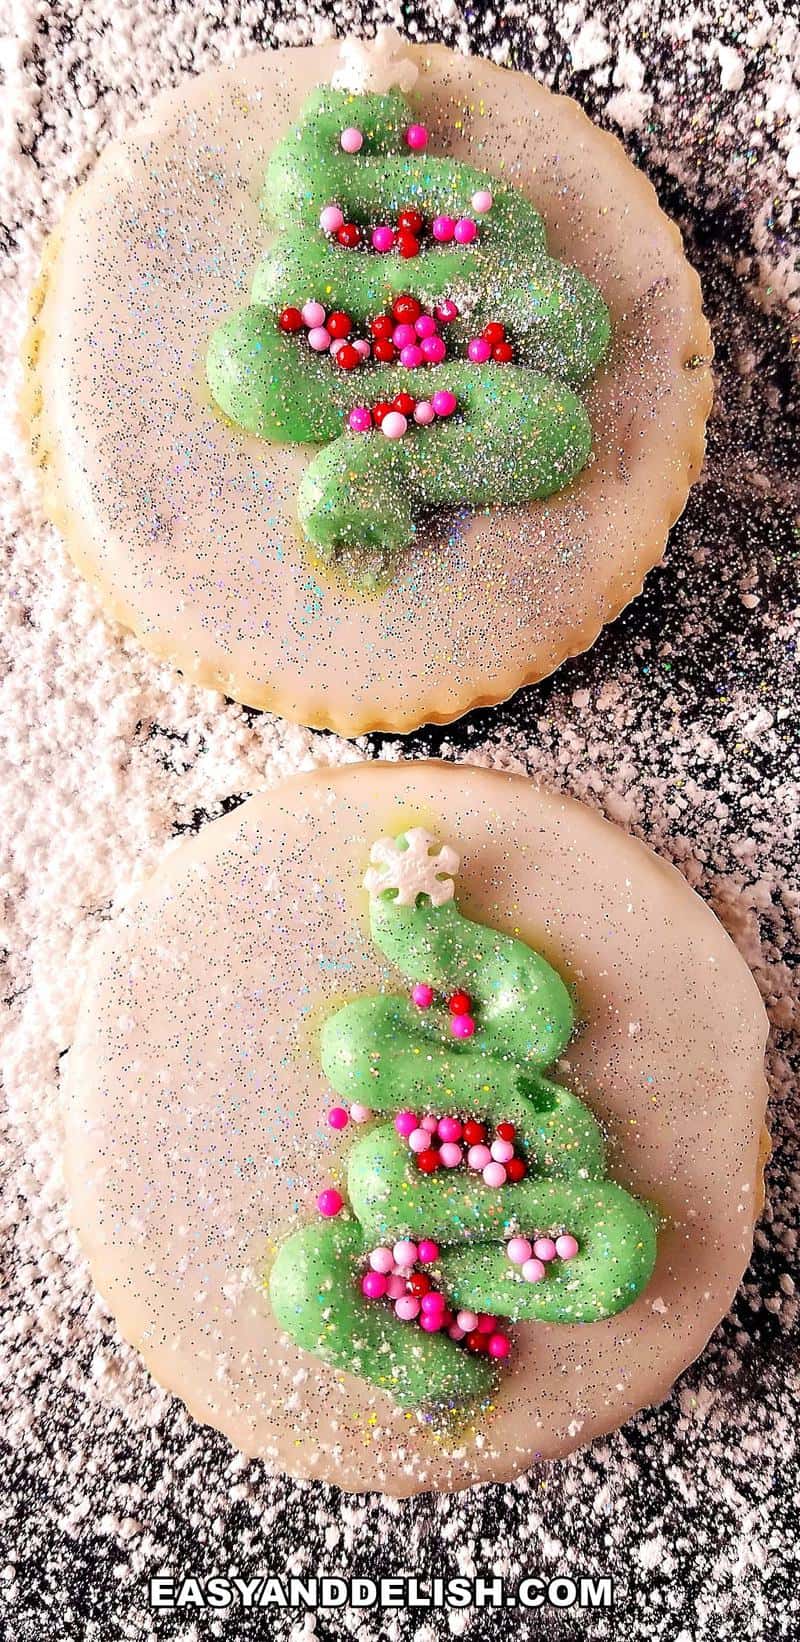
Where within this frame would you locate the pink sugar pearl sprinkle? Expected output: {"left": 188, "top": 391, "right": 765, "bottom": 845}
{"left": 319, "top": 204, "right": 344, "bottom": 233}
{"left": 400, "top": 344, "right": 423, "bottom": 369}
{"left": 414, "top": 400, "right": 435, "bottom": 426}
{"left": 471, "top": 189, "right": 493, "bottom": 213}
{"left": 417, "top": 1239, "right": 439, "bottom": 1263}
{"left": 411, "top": 983, "right": 434, "bottom": 1008}
{"left": 395, "top": 1295, "right": 420, "bottom": 1321}
{"left": 386, "top": 1275, "right": 406, "bottom": 1300}
{"left": 371, "top": 225, "right": 395, "bottom": 252}
{"left": 369, "top": 1246, "right": 394, "bottom": 1274}
{"left": 408, "top": 1128, "right": 430, "bottom": 1153}
{"left": 340, "top": 126, "right": 363, "bottom": 153}
{"left": 432, "top": 214, "right": 455, "bottom": 242}
{"left": 415, "top": 314, "right": 438, "bottom": 339}
{"left": 406, "top": 123, "right": 429, "bottom": 150}
{"left": 395, "top": 1111, "right": 418, "bottom": 1137}
{"left": 393, "top": 1240, "right": 418, "bottom": 1268}
{"left": 420, "top": 1291, "right": 446, "bottom": 1315}
{"left": 522, "top": 1257, "right": 546, "bottom": 1283}
{"left": 439, "top": 1142, "right": 463, "bottom": 1168}
{"left": 307, "top": 326, "right": 331, "bottom": 352}
{"left": 483, "top": 1161, "right": 507, "bottom": 1187}
{"left": 457, "top": 1310, "right": 479, "bottom": 1332}
{"left": 361, "top": 1271, "right": 387, "bottom": 1299}
{"left": 507, "top": 1237, "right": 533, "bottom": 1266}
{"left": 350, "top": 1103, "right": 371, "bottom": 1123}
{"left": 491, "top": 1138, "right": 514, "bottom": 1163}
{"left": 302, "top": 300, "right": 326, "bottom": 328}
{"left": 488, "top": 1332, "right": 511, "bottom": 1359}
{"left": 467, "top": 1143, "right": 491, "bottom": 1171}
{"left": 556, "top": 1234, "right": 580, "bottom": 1260}
{"left": 438, "top": 1116, "right": 462, "bottom": 1142}
{"left": 468, "top": 336, "right": 492, "bottom": 363}
{"left": 348, "top": 405, "right": 372, "bottom": 433}
{"left": 451, "top": 1013, "right": 476, "bottom": 1038}
{"left": 353, "top": 340, "right": 371, "bottom": 360}
{"left": 327, "top": 1106, "right": 349, "bottom": 1129}
{"left": 421, "top": 1115, "right": 439, "bottom": 1134}
{"left": 317, "top": 1188, "right": 343, "bottom": 1217}
{"left": 381, "top": 410, "right": 408, "bottom": 438}
{"left": 421, "top": 335, "right": 447, "bottom": 363}
{"left": 454, "top": 217, "right": 477, "bottom": 244}
{"left": 533, "top": 1237, "right": 557, "bottom": 1263}
{"left": 392, "top": 323, "right": 417, "bottom": 349}
{"left": 432, "top": 389, "right": 457, "bottom": 416}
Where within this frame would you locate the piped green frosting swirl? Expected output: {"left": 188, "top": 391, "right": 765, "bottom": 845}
{"left": 269, "top": 835, "right": 657, "bottom": 1417}
{"left": 207, "top": 86, "right": 611, "bottom": 581}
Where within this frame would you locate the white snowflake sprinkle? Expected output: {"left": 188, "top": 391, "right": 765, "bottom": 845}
{"left": 363, "top": 829, "right": 459, "bottom": 907}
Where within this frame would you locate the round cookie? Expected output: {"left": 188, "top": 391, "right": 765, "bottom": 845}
{"left": 64, "top": 761, "right": 769, "bottom": 1495}
{"left": 25, "top": 36, "right": 712, "bottom": 734}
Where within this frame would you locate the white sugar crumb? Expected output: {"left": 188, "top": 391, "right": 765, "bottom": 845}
{"left": 1, "top": 0, "right": 798, "bottom": 1639}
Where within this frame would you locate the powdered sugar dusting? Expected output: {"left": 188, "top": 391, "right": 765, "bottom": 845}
{"left": 1, "top": 1, "right": 797, "bottom": 1638}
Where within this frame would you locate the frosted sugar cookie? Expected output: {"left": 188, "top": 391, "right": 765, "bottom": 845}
{"left": 25, "top": 32, "right": 712, "bottom": 733}
{"left": 64, "top": 761, "right": 769, "bottom": 1496}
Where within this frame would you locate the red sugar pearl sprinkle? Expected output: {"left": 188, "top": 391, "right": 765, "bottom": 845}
{"left": 373, "top": 339, "right": 397, "bottom": 364}
{"left": 462, "top": 1120, "right": 486, "bottom": 1147}
{"left": 335, "top": 343, "right": 361, "bottom": 371}
{"left": 506, "top": 1156, "right": 527, "bottom": 1182}
{"left": 496, "top": 1121, "right": 516, "bottom": 1141}
{"left": 448, "top": 991, "right": 472, "bottom": 1015}
{"left": 393, "top": 294, "right": 422, "bottom": 323}
{"left": 398, "top": 233, "right": 421, "bottom": 259}
{"left": 483, "top": 321, "right": 506, "bottom": 345}
{"left": 467, "top": 1330, "right": 490, "bottom": 1353}
{"left": 278, "top": 305, "right": 304, "bottom": 333}
{"left": 416, "top": 1148, "right": 441, "bottom": 1173}
{"left": 398, "top": 207, "right": 424, "bottom": 234}
{"left": 392, "top": 392, "right": 417, "bottom": 417}
{"left": 406, "top": 1271, "right": 431, "bottom": 1297}
{"left": 372, "top": 401, "right": 393, "bottom": 427}
{"left": 371, "top": 314, "right": 394, "bottom": 339}
{"left": 336, "top": 223, "right": 361, "bottom": 248}
{"left": 492, "top": 341, "right": 514, "bottom": 363}
{"left": 327, "top": 311, "right": 352, "bottom": 339}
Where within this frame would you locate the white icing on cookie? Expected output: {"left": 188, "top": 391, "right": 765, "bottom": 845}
{"left": 331, "top": 27, "right": 419, "bottom": 95}
{"left": 364, "top": 829, "right": 459, "bottom": 906}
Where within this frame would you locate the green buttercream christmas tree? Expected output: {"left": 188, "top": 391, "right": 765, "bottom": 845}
{"left": 269, "top": 830, "right": 656, "bottom": 1417}
{"left": 207, "top": 85, "right": 611, "bottom": 582}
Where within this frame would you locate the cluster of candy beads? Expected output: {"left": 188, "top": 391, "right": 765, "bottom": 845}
{"left": 317, "top": 125, "right": 492, "bottom": 263}
{"left": 326, "top": 1100, "right": 372, "bottom": 1130}
{"left": 396, "top": 1109, "right": 527, "bottom": 1185}
{"left": 348, "top": 390, "right": 458, "bottom": 441}
{"left": 506, "top": 1232, "right": 580, "bottom": 1285}
{"left": 411, "top": 980, "right": 478, "bottom": 1037}
{"left": 361, "top": 1239, "right": 511, "bottom": 1359}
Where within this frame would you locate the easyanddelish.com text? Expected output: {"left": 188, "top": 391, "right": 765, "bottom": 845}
{"left": 148, "top": 1574, "right": 613, "bottom": 1612}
